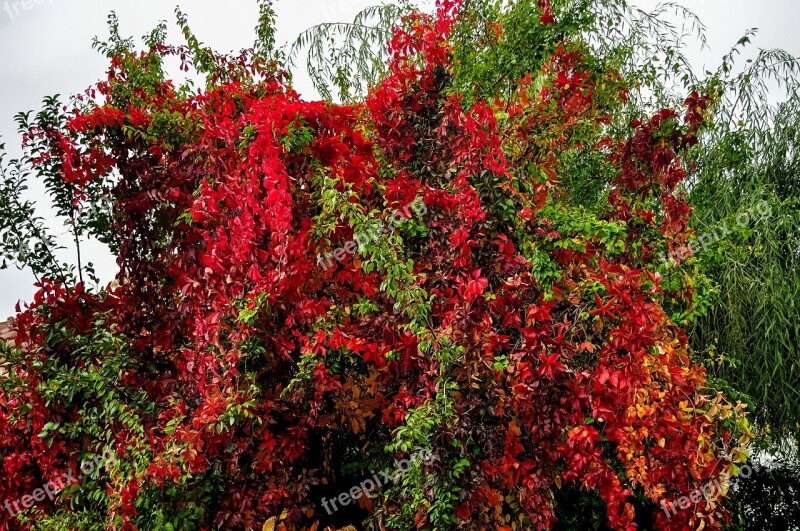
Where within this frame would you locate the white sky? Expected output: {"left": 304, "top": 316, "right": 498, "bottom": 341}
{"left": 0, "top": 0, "right": 799, "bottom": 317}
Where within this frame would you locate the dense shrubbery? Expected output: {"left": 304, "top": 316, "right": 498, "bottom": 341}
{"left": 4, "top": 0, "right": 796, "bottom": 529}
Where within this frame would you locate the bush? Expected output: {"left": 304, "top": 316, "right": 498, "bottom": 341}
{"left": 0, "top": 1, "right": 753, "bottom": 529}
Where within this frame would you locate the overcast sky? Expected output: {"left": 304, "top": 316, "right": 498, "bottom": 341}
{"left": 1, "top": 0, "right": 799, "bottom": 317}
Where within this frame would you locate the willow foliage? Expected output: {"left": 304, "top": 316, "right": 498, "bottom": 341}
{"left": 689, "top": 88, "right": 800, "bottom": 445}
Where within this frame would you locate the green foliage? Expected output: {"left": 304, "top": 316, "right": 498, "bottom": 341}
{"left": 255, "top": 0, "right": 279, "bottom": 58}
{"left": 0, "top": 144, "right": 72, "bottom": 284}
{"left": 288, "top": 3, "right": 414, "bottom": 101}
{"left": 688, "top": 92, "right": 800, "bottom": 443}
{"left": 450, "top": 0, "right": 606, "bottom": 101}
{"left": 17, "top": 510, "right": 106, "bottom": 531}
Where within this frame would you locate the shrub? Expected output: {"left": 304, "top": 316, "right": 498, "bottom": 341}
{"left": 0, "top": 1, "right": 751, "bottom": 529}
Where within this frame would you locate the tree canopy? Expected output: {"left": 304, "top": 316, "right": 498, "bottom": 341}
{"left": 2, "top": 1, "right": 798, "bottom": 530}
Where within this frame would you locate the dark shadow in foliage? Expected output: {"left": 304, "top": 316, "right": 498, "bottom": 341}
{"left": 733, "top": 458, "right": 800, "bottom": 531}
{"left": 553, "top": 485, "right": 656, "bottom": 531}
{"left": 554, "top": 458, "right": 800, "bottom": 531}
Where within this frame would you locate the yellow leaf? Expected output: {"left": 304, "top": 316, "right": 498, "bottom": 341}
{"left": 731, "top": 447, "right": 749, "bottom": 464}
{"left": 262, "top": 517, "right": 276, "bottom": 531}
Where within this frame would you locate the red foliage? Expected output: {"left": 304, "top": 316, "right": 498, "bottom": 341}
{"left": 0, "top": 2, "right": 746, "bottom": 530}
